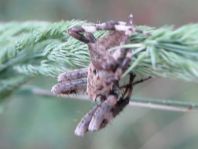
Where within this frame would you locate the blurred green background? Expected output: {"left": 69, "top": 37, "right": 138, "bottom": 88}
{"left": 0, "top": 0, "right": 198, "bottom": 149}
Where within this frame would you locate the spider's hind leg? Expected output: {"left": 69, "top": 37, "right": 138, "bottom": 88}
{"left": 88, "top": 93, "right": 118, "bottom": 131}
{"left": 75, "top": 105, "right": 98, "bottom": 136}
{"left": 88, "top": 74, "right": 136, "bottom": 131}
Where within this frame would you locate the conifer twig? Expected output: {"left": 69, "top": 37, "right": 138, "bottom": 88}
{"left": 18, "top": 86, "right": 198, "bottom": 112}
{"left": 0, "top": 21, "right": 198, "bottom": 100}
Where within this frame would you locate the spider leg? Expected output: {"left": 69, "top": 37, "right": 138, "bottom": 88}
{"left": 111, "top": 73, "right": 135, "bottom": 116}
{"left": 80, "top": 20, "right": 125, "bottom": 32}
{"left": 57, "top": 68, "right": 88, "bottom": 82}
{"left": 88, "top": 94, "right": 118, "bottom": 131}
{"left": 127, "top": 14, "right": 133, "bottom": 25}
{"left": 133, "top": 76, "right": 152, "bottom": 86}
{"left": 120, "top": 76, "right": 151, "bottom": 89}
{"left": 68, "top": 20, "right": 122, "bottom": 43}
{"left": 94, "top": 14, "right": 134, "bottom": 33}
{"left": 69, "top": 14, "right": 134, "bottom": 43}
{"left": 75, "top": 105, "right": 98, "bottom": 136}
{"left": 90, "top": 44, "right": 132, "bottom": 74}
{"left": 51, "top": 78, "right": 87, "bottom": 95}
{"left": 119, "top": 73, "right": 135, "bottom": 99}
{"left": 113, "top": 48, "right": 132, "bottom": 79}
{"left": 88, "top": 74, "right": 135, "bottom": 131}
{"left": 95, "top": 20, "right": 121, "bottom": 30}
{"left": 68, "top": 27, "right": 96, "bottom": 43}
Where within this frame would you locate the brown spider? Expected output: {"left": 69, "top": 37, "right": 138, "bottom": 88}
{"left": 52, "top": 14, "right": 150, "bottom": 136}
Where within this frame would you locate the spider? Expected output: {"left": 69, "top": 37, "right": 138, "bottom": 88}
{"left": 52, "top": 14, "right": 150, "bottom": 136}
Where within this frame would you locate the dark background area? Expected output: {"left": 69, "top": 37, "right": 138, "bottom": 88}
{"left": 0, "top": 0, "right": 198, "bottom": 149}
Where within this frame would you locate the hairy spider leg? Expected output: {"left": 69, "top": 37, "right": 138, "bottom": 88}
{"left": 119, "top": 75, "right": 151, "bottom": 89}
{"left": 88, "top": 74, "right": 135, "bottom": 131}
{"left": 88, "top": 93, "right": 118, "bottom": 131}
{"left": 51, "top": 78, "right": 87, "bottom": 95}
{"left": 68, "top": 14, "right": 134, "bottom": 44}
{"left": 127, "top": 14, "right": 133, "bottom": 25}
{"left": 75, "top": 76, "right": 134, "bottom": 136}
{"left": 108, "top": 14, "right": 134, "bottom": 73}
{"left": 94, "top": 14, "right": 134, "bottom": 34}
{"left": 85, "top": 14, "right": 134, "bottom": 33}
{"left": 132, "top": 76, "right": 152, "bottom": 86}
{"left": 111, "top": 73, "right": 135, "bottom": 116}
{"left": 68, "top": 20, "right": 122, "bottom": 45}
{"left": 74, "top": 105, "right": 98, "bottom": 136}
{"left": 68, "top": 26, "right": 96, "bottom": 43}
{"left": 112, "top": 48, "right": 132, "bottom": 80}
{"left": 52, "top": 68, "right": 88, "bottom": 95}
{"left": 57, "top": 68, "right": 88, "bottom": 82}
{"left": 101, "top": 48, "right": 132, "bottom": 88}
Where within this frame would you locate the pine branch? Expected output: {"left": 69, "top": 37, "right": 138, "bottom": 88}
{"left": 0, "top": 20, "right": 198, "bottom": 101}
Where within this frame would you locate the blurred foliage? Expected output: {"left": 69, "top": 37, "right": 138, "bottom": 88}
{"left": 1, "top": 21, "right": 198, "bottom": 101}
{"left": 0, "top": 0, "right": 198, "bottom": 149}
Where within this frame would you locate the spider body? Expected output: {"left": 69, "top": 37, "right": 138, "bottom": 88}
{"left": 82, "top": 17, "right": 134, "bottom": 102}
{"left": 51, "top": 14, "right": 150, "bottom": 136}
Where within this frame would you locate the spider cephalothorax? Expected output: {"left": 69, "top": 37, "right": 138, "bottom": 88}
{"left": 52, "top": 14, "right": 150, "bottom": 136}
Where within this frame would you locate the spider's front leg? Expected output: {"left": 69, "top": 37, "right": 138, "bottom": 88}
{"left": 68, "top": 26, "right": 96, "bottom": 43}
{"left": 51, "top": 79, "right": 87, "bottom": 95}
{"left": 51, "top": 68, "right": 88, "bottom": 95}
